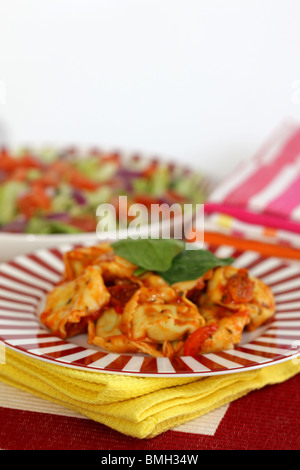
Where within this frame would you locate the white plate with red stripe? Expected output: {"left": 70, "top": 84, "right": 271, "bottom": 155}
{"left": 1, "top": 243, "right": 300, "bottom": 377}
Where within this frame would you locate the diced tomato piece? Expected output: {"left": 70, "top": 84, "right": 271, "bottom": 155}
{"left": 17, "top": 186, "right": 51, "bottom": 218}
{"left": 0, "top": 148, "right": 18, "bottom": 172}
{"left": 49, "top": 160, "right": 72, "bottom": 175}
{"left": 108, "top": 284, "right": 140, "bottom": 311}
{"left": 68, "top": 215, "right": 97, "bottom": 232}
{"left": 186, "top": 287, "right": 204, "bottom": 305}
{"left": 34, "top": 170, "right": 60, "bottom": 188}
{"left": 8, "top": 167, "right": 30, "bottom": 182}
{"left": 0, "top": 149, "right": 42, "bottom": 173}
{"left": 18, "top": 154, "right": 42, "bottom": 169}
{"left": 226, "top": 269, "right": 255, "bottom": 303}
{"left": 114, "top": 305, "right": 124, "bottom": 314}
{"left": 142, "top": 160, "right": 159, "bottom": 178}
{"left": 183, "top": 322, "right": 218, "bottom": 356}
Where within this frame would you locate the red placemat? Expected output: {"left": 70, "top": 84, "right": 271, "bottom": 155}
{"left": 0, "top": 371, "right": 299, "bottom": 450}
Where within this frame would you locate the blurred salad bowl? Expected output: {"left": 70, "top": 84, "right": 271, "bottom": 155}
{"left": 0, "top": 146, "right": 211, "bottom": 261}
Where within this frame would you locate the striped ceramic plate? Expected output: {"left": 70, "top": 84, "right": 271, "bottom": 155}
{"left": 0, "top": 243, "right": 300, "bottom": 377}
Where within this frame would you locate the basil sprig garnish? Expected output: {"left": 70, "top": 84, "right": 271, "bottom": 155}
{"left": 158, "top": 248, "right": 234, "bottom": 284}
{"left": 111, "top": 238, "right": 234, "bottom": 282}
{"left": 112, "top": 238, "right": 185, "bottom": 274}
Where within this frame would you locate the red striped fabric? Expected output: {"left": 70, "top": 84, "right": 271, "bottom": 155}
{"left": 208, "top": 123, "right": 300, "bottom": 216}
{"left": 205, "top": 123, "right": 300, "bottom": 247}
{"left": 218, "top": 124, "right": 300, "bottom": 215}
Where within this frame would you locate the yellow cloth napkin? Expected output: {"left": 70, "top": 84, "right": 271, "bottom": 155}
{"left": 1, "top": 347, "right": 299, "bottom": 439}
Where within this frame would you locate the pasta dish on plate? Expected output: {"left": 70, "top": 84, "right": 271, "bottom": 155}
{"left": 40, "top": 240, "right": 275, "bottom": 358}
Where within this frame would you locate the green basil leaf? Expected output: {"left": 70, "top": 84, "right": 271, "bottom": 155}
{"left": 158, "top": 249, "right": 234, "bottom": 284}
{"left": 134, "top": 267, "right": 148, "bottom": 277}
{"left": 111, "top": 238, "right": 185, "bottom": 272}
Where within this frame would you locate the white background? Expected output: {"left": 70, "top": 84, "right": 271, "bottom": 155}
{"left": 1, "top": 0, "right": 300, "bottom": 181}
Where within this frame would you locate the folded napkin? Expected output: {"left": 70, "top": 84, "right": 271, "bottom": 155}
{"left": 205, "top": 122, "right": 300, "bottom": 247}
{"left": 0, "top": 344, "right": 299, "bottom": 439}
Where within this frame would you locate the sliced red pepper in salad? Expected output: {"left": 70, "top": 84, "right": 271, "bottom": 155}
{"left": 68, "top": 168, "right": 100, "bottom": 191}
{"left": 17, "top": 185, "right": 52, "bottom": 218}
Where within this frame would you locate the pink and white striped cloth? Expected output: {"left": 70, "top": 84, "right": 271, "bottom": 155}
{"left": 205, "top": 122, "right": 300, "bottom": 247}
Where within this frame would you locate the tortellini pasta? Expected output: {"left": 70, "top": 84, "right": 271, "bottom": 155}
{"left": 40, "top": 244, "right": 276, "bottom": 357}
